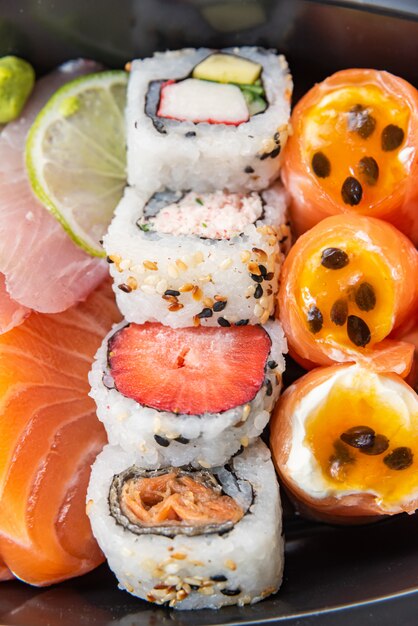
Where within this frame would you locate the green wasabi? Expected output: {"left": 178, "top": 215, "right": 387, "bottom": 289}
{"left": 0, "top": 56, "right": 35, "bottom": 123}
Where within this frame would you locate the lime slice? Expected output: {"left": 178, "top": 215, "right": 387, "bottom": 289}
{"left": 26, "top": 70, "right": 128, "bottom": 257}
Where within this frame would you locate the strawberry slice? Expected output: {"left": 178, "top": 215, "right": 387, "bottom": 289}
{"left": 108, "top": 322, "right": 271, "bottom": 415}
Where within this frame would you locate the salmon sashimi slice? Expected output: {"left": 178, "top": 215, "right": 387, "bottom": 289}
{"left": 0, "top": 273, "right": 30, "bottom": 335}
{"left": 278, "top": 215, "right": 418, "bottom": 376}
{"left": 108, "top": 322, "right": 272, "bottom": 415}
{"left": 0, "top": 556, "right": 13, "bottom": 581}
{"left": 0, "top": 60, "right": 107, "bottom": 319}
{"left": 270, "top": 364, "right": 418, "bottom": 522}
{"left": 0, "top": 278, "right": 120, "bottom": 586}
{"left": 120, "top": 471, "right": 244, "bottom": 528}
{"left": 282, "top": 69, "right": 418, "bottom": 243}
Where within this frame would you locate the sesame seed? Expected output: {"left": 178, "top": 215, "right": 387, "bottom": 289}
{"left": 179, "top": 283, "right": 194, "bottom": 292}
{"left": 225, "top": 560, "right": 237, "bottom": 571}
{"left": 252, "top": 247, "right": 268, "bottom": 261}
{"left": 240, "top": 250, "right": 251, "bottom": 263}
{"left": 176, "top": 259, "right": 188, "bottom": 271}
{"left": 192, "top": 286, "right": 203, "bottom": 301}
{"left": 260, "top": 309, "right": 270, "bottom": 324}
{"left": 156, "top": 279, "right": 168, "bottom": 294}
{"left": 246, "top": 285, "right": 256, "bottom": 297}
{"left": 198, "top": 459, "right": 211, "bottom": 468}
{"left": 141, "top": 284, "right": 155, "bottom": 294}
{"left": 254, "top": 303, "right": 263, "bottom": 317}
{"left": 198, "top": 274, "right": 212, "bottom": 283}
{"left": 203, "top": 297, "right": 214, "bottom": 308}
{"left": 241, "top": 436, "right": 249, "bottom": 447}
{"left": 126, "top": 276, "right": 138, "bottom": 290}
{"left": 143, "top": 260, "right": 158, "bottom": 271}
{"left": 254, "top": 284, "right": 263, "bottom": 299}
{"left": 193, "top": 315, "right": 201, "bottom": 327}
{"left": 168, "top": 303, "right": 184, "bottom": 312}
{"left": 194, "top": 251, "right": 204, "bottom": 264}
{"left": 235, "top": 319, "right": 249, "bottom": 326}
{"left": 164, "top": 289, "right": 180, "bottom": 297}
{"left": 197, "top": 308, "right": 213, "bottom": 319}
{"left": 248, "top": 261, "right": 261, "bottom": 275}
{"left": 118, "top": 283, "right": 132, "bottom": 293}
{"left": 220, "top": 257, "right": 233, "bottom": 270}
{"left": 260, "top": 296, "right": 269, "bottom": 308}
{"left": 242, "top": 404, "right": 251, "bottom": 420}
{"left": 217, "top": 317, "right": 231, "bottom": 327}
{"left": 145, "top": 274, "right": 159, "bottom": 285}
{"left": 213, "top": 300, "right": 227, "bottom": 312}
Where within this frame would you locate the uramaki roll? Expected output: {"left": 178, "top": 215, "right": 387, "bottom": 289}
{"left": 278, "top": 214, "right": 418, "bottom": 376}
{"left": 270, "top": 363, "right": 418, "bottom": 523}
{"left": 282, "top": 69, "right": 418, "bottom": 244}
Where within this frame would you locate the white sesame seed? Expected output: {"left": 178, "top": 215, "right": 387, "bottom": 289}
{"left": 194, "top": 251, "right": 204, "bottom": 264}
{"left": 141, "top": 284, "right": 155, "bottom": 294}
{"left": 254, "top": 303, "right": 263, "bottom": 318}
{"left": 240, "top": 250, "right": 251, "bottom": 263}
{"left": 260, "top": 296, "right": 269, "bottom": 308}
{"left": 198, "top": 459, "right": 211, "bottom": 468}
{"left": 144, "top": 274, "right": 159, "bottom": 286}
{"left": 156, "top": 279, "right": 168, "bottom": 294}
{"left": 165, "top": 563, "right": 180, "bottom": 574}
{"left": 220, "top": 257, "right": 233, "bottom": 270}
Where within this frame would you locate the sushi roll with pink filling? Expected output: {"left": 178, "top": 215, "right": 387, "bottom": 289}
{"left": 89, "top": 319, "right": 286, "bottom": 468}
{"left": 104, "top": 183, "right": 290, "bottom": 328}
{"left": 126, "top": 47, "right": 292, "bottom": 193}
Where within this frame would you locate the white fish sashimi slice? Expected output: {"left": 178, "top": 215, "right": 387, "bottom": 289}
{"left": 0, "top": 273, "right": 30, "bottom": 334}
{"left": 0, "top": 60, "right": 107, "bottom": 314}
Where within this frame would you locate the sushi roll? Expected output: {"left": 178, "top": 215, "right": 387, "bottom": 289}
{"left": 89, "top": 319, "right": 286, "bottom": 468}
{"left": 270, "top": 364, "right": 418, "bottom": 523}
{"left": 105, "top": 183, "right": 290, "bottom": 328}
{"left": 278, "top": 214, "right": 418, "bottom": 375}
{"left": 126, "top": 47, "right": 292, "bottom": 193}
{"left": 86, "top": 439, "right": 283, "bottom": 609}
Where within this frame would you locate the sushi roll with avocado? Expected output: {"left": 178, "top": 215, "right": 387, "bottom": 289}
{"left": 126, "top": 47, "right": 292, "bottom": 193}
{"left": 86, "top": 439, "right": 283, "bottom": 609}
{"left": 104, "top": 183, "right": 290, "bottom": 328}
{"left": 89, "top": 319, "right": 286, "bottom": 468}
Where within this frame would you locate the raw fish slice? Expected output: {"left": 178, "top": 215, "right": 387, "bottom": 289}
{"left": 0, "top": 279, "right": 120, "bottom": 585}
{"left": 0, "top": 556, "right": 13, "bottom": 581}
{"left": 0, "top": 59, "right": 107, "bottom": 315}
{"left": 0, "top": 273, "right": 30, "bottom": 334}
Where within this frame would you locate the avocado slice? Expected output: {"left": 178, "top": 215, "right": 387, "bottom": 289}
{"left": 192, "top": 53, "right": 261, "bottom": 85}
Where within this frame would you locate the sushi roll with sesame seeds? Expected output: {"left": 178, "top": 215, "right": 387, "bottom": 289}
{"left": 126, "top": 47, "right": 292, "bottom": 194}
{"left": 104, "top": 183, "right": 290, "bottom": 328}
{"left": 86, "top": 439, "right": 283, "bottom": 609}
{"left": 89, "top": 319, "right": 286, "bottom": 468}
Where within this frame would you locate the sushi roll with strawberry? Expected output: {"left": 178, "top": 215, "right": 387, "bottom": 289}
{"left": 126, "top": 47, "right": 292, "bottom": 193}
{"left": 105, "top": 183, "right": 290, "bottom": 328}
{"left": 89, "top": 319, "right": 286, "bottom": 468}
{"left": 87, "top": 439, "right": 283, "bottom": 609}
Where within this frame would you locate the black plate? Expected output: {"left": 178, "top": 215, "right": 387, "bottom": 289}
{"left": 1, "top": 1, "right": 418, "bottom": 624}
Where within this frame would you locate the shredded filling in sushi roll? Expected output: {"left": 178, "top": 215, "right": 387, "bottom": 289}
{"left": 105, "top": 184, "right": 289, "bottom": 328}
{"left": 271, "top": 364, "right": 418, "bottom": 522}
{"left": 90, "top": 320, "right": 286, "bottom": 467}
{"left": 109, "top": 465, "right": 251, "bottom": 536}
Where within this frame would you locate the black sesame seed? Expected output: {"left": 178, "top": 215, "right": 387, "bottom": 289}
{"left": 347, "top": 315, "right": 371, "bottom": 347}
{"left": 106, "top": 255, "right": 114, "bottom": 263}
{"left": 185, "top": 131, "right": 196, "bottom": 138}
{"left": 221, "top": 588, "right": 241, "bottom": 596}
{"left": 268, "top": 360, "right": 278, "bottom": 369}
{"left": 265, "top": 379, "right": 273, "bottom": 396}
{"left": 218, "top": 317, "right": 231, "bottom": 327}
{"left": 254, "top": 284, "right": 263, "bottom": 299}
{"left": 213, "top": 300, "right": 227, "bottom": 312}
{"left": 118, "top": 283, "right": 132, "bottom": 293}
{"left": 341, "top": 176, "right": 363, "bottom": 206}
{"left": 244, "top": 165, "right": 255, "bottom": 173}
{"left": 340, "top": 425, "right": 375, "bottom": 449}
{"left": 174, "top": 436, "right": 190, "bottom": 444}
{"left": 265, "top": 272, "right": 274, "bottom": 281}
{"left": 330, "top": 298, "right": 348, "bottom": 326}
{"left": 164, "top": 289, "right": 181, "bottom": 297}
{"left": 384, "top": 446, "right": 413, "bottom": 470}
{"left": 259, "top": 264, "right": 267, "bottom": 277}
{"left": 251, "top": 273, "right": 264, "bottom": 283}
{"left": 190, "top": 584, "right": 200, "bottom": 591}
{"left": 355, "top": 282, "right": 376, "bottom": 312}
{"left": 321, "top": 247, "right": 349, "bottom": 270}
{"left": 211, "top": 574, "right": 228, "bottom": 582}
{"left": 259, "top": 152, "right": 269, "bottom": 161}
{"left": 347, "top": 104, "right": 376, "bottom": 139}
{"left": 307, "top": 306, "right": 323, "bottom": 334}
{"left": 274, "top": 132, "right": 280, "bottom": 143}
{"left": 269, "top": 146, "right": 281, "bottom": 159}
{"left": 312, "top": 151, "right": 331, "bottom": 178}
{"left": 235, "top": 319, "right": 249, "bottom": 326}
{"left": 360, "top": 433, "right": 389, "bottom": 456}
{"left": 381, "top": 124, "right": 404, "bottom": 151}
{"left": 154, "top": 435, "right": 170, "bottom": 447}
{"left": 358, "top": 156, "right": 379, "bottom": 186}
{"left": 197, "top": 308, "right": 213, "bottom": 319}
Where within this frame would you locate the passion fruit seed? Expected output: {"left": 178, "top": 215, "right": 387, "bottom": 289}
{"left": 329, "top": 440, "right": 355, "bottom": 481}
{"left": 330, "top": 298, "right": 348, "bottom": 326}
{"left": 347, "top": 315, "right": 371, "bottom": 347}
{"left": 320, "top": 247, "right": 349, "bottom": 270}
{"left": 358, "top": 156, "right": 379, "bottom": 186}
{"left": 354, "top": 282, "right": 376, "bottom": 312}
{"left": 340, "top": 425, "right": 375, "bottom": 449}
{"left": 307, "top": 306, "right": 323, "bottom": 334}
{"left": 341, "top": 176, "right": 363, "bottom": 206}
{"left": 312, "top": 151, "right": 331, "bottom": 178}
{"left": 381, "top": 124, "right": 404, "bottom": 152}
{"left": 383, "top": 446, "right": 413, "bottom": 470}
{"left": 347, "top": 104, "right": 376, "bottom": 139}
{"left": 360, "top": 434, "right": 389, "bottom": 456}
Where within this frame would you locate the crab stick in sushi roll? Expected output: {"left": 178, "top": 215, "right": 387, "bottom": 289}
{"left": 89, "top": 320, "right": 286, "bottom": 468}
{"left": 105, "top": 183, "right": 290, "bottom": 328}
{"left": 126, "top": 47, "right": 292, "bottom": 193}
{"left": 282, "top": 69, "right": 418, "bottom": 243}
{"left": 271, "top": 364, "right": 418, "bottom": 523}
{"left": 87, "top": 439, "right": 283, "bottom": 608}
{"left": 278, "top": 215, "right": 418, "bottom": 376}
